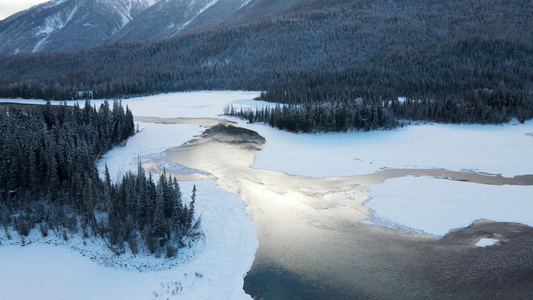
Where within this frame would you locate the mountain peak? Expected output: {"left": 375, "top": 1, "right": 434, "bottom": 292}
{"left": 0, "top": 0, "right": 162, "bottom": 54}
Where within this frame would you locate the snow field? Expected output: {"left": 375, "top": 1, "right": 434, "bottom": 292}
{"left": 101, "top": 91, "right": 262, "bottom": 119}
{"left": 240, "top": 120, "right": 533, "bottom": 178}
{"left": 365, "top": 176, "right": 533, "bottom": 237}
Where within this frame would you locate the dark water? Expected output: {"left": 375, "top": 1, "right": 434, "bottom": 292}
{"left": 244, "top": 263, "right": 370, "bottom": 300}
{"left": 243, "top": 220, "right": 533, "bottom": 300}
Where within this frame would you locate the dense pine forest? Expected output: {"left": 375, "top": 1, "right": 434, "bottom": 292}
{"left": 0, "top": 102, "right": 198, "bottom": 257}
{"left": 226, "top": 87, "right": 532, "bottom": 133}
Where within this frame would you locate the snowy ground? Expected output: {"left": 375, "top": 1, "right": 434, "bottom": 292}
{"left": 239, "top": 119, "right": 533, "bottom": 244}
{"left": 1, "top": 91, "right": 533, "bottom": 298}
{"left": 0, "top": 180, "right": 257, "bottom": 300}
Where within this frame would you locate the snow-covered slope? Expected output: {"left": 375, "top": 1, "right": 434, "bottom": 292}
{"left": 108, "top": 0, "right": 262, "bottom": 41}
{"left": 0, "top": 0, "right": 304, "bottom": 55}
{"left": 0, "top": 0, "right": 159, "bottom": 54}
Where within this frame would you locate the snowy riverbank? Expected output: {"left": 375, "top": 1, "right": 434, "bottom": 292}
{"left": 0, "top": 180, "right": 257, "bottom": 300}
{"left": 0, "top": 92, "right": 261, "bottom": 299}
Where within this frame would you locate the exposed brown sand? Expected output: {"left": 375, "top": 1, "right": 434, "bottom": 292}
{"left": 135, "top": 116, "right": 236, "bottom": 127}
{"left": 143, "top": 117, "right": 533, "bottom": 299}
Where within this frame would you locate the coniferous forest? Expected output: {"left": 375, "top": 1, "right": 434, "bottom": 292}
{"left": 0, "top": 101, "right": 198, "bottom": 257}
{"left": 0, "top": 0, "right": 532, "bottom": 133}
{"left": 226, "top": 86, "right": 532, "bottom": 133}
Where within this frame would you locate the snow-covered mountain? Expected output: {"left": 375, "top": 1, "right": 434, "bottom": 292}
{"left": 108, "top": 0, "right": 249, "bottom": 41}
{"left": 0, "top": 0, "right": 161, "bottom": 54}
{"left": 0, "top": 0, "right": 302, "bottom": 55}
{"left": 108, "top": 0, "right": 303, "bottom": 41}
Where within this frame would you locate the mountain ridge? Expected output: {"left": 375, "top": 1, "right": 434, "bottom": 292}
{"left": 0, "top": 0, "right": 161, "bottom": 54}
{"left": 0, "top": 0, "right": 305, "bottom": 55}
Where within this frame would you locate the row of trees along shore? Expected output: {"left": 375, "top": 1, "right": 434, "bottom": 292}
{"left": 0, "top": 101, "right": 198, "bottom": 257}
{"left": 225, "top": 87, "right": 533, "bottom": 133}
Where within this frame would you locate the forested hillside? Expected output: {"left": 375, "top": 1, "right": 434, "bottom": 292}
{"left": 0, "top": 0, "right": 532, "bottom": 129}
{"left": 0, "top": 102, "right": 198, "bottom": 257}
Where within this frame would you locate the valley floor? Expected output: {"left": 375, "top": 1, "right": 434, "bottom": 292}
{"left": 0, "top": 91, "right": 532, "bottom": 299}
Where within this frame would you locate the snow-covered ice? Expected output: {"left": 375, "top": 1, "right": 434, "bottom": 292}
{"left": 96, "top": 122, "right": 205, "bottom": 182}
{"left": 0, "top": 90, "right": 262, "bottom": 119}
{"left": 365, "top": 176, "right": 533, "bottom": 236}
{"left": 241, "top": 120, "right": 533, "bottom": 178}
{"left": 106, "top": 91, "right": 261, "bottom": 119}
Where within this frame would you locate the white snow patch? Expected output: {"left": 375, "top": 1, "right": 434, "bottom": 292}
{"left": 365, "top": 177, "right": 533, "bottom": 236}
{"left": 113, "top": 91, "right": 261, "bottom": 118}
{"left": 475, "top": 238, "right": 499, "bottom": 247}
{"left": 0, "top": 243, "right": 158, "bottom": 300}
{"left": 32, "top": 36, "right": 49, "bottom": 53}
{"left": 33, "top": 4, "right": 79, "bottom": 52}
{"left": 237, "top": 0, "right": 254, "bottom": 10}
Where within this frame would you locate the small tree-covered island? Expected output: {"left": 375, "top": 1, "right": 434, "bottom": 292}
{"left": 0, "top": 101, "right": 199, "bottom": 258}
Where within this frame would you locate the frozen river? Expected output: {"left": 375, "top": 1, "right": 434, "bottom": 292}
{"left": 154, "top": 117, "right": 533, "bottom": 299}
{"left": 1, "top": 92, "right": 533, "bottom": 299}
